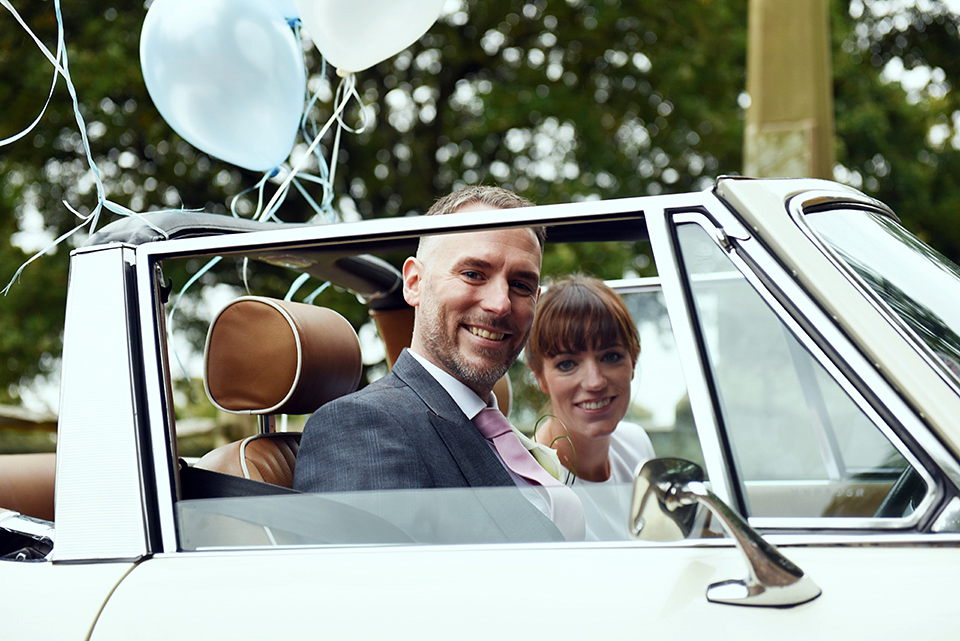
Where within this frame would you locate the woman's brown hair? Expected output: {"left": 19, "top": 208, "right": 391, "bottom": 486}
{"left": 526, "top": 274, "right": 640, "bottom": 374}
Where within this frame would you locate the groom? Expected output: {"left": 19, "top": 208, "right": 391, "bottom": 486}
{"left": 293, "top": 186, "right": 583, "bottom": 540}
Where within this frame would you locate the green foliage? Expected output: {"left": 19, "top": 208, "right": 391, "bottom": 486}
{"left": 2, "top": 0, "right": 960, "bottom": 408}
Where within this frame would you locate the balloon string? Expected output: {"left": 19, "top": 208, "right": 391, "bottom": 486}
{"left": 303, "top": 281, "right": 331, "bottom": 305}
{"left": 290, "top": 176, "right": 334, "bottom": 223}
{"left": 1, "top": 0, "right": 112, "bottom": 293}
{"left": 0, "top": 0, "right": 64, "bottom": 147}
{"left": 0, "top": 0, "right": 196, "bottom": 293}
{"left": 261, "top": 72, "right": 364, "bottom": 220}
{"left": 166, "top": 255, "right": 223, "bottom": 382}
{"left": 229, "top": 171, "right": 274, "bottom": 220}
{"left": 284, "top": 272, "right": 311, "bottom": 301}
{"left": 298, "top": 49, "right": 344, "bottom": 222}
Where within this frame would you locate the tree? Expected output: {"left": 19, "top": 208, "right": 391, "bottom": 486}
{"left": 1, "top": 0, "right": 959, "bottom": 408}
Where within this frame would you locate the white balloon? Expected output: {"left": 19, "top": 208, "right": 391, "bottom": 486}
{"left": 140, "top": 0, "right": 306, "bottom": 171}
{"left": 294, "top": 0, "right": 446, "bottom": 73}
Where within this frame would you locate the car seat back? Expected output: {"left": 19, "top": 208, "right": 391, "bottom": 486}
{"left": 195, "top": 297, "right": 362, "bottom": 488}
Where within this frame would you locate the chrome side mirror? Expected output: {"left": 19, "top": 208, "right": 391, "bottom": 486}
{"left": 630, "top": 458, "right": 821, "bottom": 608}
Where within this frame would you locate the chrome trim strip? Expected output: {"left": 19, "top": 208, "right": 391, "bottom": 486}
{"left": 719, "top": 180, "right": 960, "bottom": 466}
{"left": 126, "top": 192, "right": 727, "bottom": 262}
{"left": 783, "top": 194, "right": 960, "bottom": 493}
{"left": 725, "top": 227, "right": 938, "bottom": 528}
{"left": 932, "top": 497, "right": 960, "bottom": 533}
{"left": 160, "top": 530, "right": 960, "bottom": 557}
{"left": 644, "top": 198, "right": 741, "bottom": 508}
{"left": 136, "top": 253, "right": 179, "bottom": 553}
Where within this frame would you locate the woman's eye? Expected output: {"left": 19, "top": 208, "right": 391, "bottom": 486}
{"left": 555, "top": 359, "right": 576, "bottom": 372}
{"left": 603, "top": 351, "right": 625, "bottom": 363}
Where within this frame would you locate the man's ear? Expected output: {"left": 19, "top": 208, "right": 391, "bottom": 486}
{"left": 402, "top": 256, "right": 423, "bottom": 307}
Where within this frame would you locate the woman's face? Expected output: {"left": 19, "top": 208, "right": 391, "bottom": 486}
{"left": 535, "top": 343, "right": 635, "bottom": 440}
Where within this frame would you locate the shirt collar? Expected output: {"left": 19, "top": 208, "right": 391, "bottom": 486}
{"left": 408, "top": 350, "right": 494, "bottom": 420}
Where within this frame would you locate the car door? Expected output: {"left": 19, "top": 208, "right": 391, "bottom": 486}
{"left": 92, "top": 192, "right": 960, "bottom": 639}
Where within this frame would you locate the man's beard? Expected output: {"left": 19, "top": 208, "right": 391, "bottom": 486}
{"left": 418, "top": 311, "right": 525, "bottom": 393}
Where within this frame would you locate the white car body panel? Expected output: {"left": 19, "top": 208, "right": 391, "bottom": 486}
{"left": 88, "top": 540, "right": 960, "bottom": 640}
{"left": 4, "top": 561, "right": 134, "bottom": 639}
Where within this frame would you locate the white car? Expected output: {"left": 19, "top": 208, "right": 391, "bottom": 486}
{"left": 2, "top": 177, "right": 959, "bottom": 639}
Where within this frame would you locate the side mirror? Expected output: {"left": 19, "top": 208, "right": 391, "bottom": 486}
{"left": 630, "top": 458, "right": 821, "bottom": 608}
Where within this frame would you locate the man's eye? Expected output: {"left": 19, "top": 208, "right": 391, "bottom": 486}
{"left": 511, "top": 281, "right": 535, "bottom": 295}
{"left": 462, "top": 271, "right": 483, "bottom": 281}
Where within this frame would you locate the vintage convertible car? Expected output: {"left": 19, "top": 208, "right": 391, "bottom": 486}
{"left": 2, "top": 177, "right": 960, "bottom": 638}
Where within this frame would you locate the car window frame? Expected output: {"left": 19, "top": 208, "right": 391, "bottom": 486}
{"left": 134, "top": 204, "right": 657, "bottom": 555}
{"left": 130, "top": 193, "right": 959, "bottom": 556}
{"left": 653, "top": 207, "right": 943, "bottom": 533}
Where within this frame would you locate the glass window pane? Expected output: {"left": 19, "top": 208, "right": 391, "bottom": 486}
{"left": 621, "top": 288, "right": 704, "bottom": 470}
{"left": 805, "top": 209, "right": 960, "bottom": 382}
{"left": 675, "top": 223, "right": 922, "bottom": 519}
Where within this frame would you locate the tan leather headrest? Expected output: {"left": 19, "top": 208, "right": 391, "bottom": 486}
{"left": 204, "top": 297, "right": 362, "bottom": 415}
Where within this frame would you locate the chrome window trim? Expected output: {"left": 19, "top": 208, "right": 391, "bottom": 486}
{"left": 123, "top": 196, "right": 660, "bottom": 260}
{"left": 787, "top": 191, "right": 960, "bottom": 396}
{"left": 135, "top": 253, "right": 180, "bottom": 554}
{"left": 645, "top": 197, "right": 743, "bottom": 510}
{"left": 932, "top": 497, "right": 960, "bottom": 533}
{"left": 719, "top": 181, "right": 960, "bottom": 465}
{"left": 605, "top": 277, "right": 664, "bottom": 293}
{"left": 124, "top": 188, "right": 955, "bottom": 551}
{"left": 159, "top": 528, "right": 960, "bottom": 557}
{"left": 668, "top": 210, "right": 937, "bottom": 531}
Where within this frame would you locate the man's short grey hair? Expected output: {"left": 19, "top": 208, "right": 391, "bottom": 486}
{"left": 422, "top": 185, "right": 546, "bottom": 250}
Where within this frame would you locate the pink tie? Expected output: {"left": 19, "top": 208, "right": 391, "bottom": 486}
{"left": 474, "top": 408, "right": 585, "bottom": 540}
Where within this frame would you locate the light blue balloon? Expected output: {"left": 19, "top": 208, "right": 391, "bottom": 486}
{"left": 269, "top": 0, "right": 299, "bottom": 21}
{"left": 140, "top": 0, "right": 306, "bottom": 171}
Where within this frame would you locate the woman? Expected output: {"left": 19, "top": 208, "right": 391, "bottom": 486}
{"left": 527, "top": 274, "right": 654, "bottom": 484}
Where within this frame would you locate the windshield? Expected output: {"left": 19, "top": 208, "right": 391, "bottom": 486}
{"left": 804, "top": 208, "right": 960, "bottom": 383}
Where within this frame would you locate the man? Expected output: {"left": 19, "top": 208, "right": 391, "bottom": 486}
{"left": 293, "top": 186, "right": 583, "bottom": 540}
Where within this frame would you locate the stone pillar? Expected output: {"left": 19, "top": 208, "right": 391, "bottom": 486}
{"left": 743, "top": 0, "right": 835, "bottom": 178}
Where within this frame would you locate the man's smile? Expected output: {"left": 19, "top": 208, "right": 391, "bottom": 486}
{"left": 467, "top": 325, "right": 507, "bottom": 341}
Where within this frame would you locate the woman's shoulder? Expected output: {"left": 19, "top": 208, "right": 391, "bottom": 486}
{"left": 613, "top": 420, "right": 651, "bottom": 440}
{"left": 610, "top": 421, "right": 655, "bottom": 459}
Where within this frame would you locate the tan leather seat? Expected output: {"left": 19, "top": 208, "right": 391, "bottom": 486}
{"left": 195, "top": 433, "right": 301, "bottom": 488}
{"left": 194, "top": 297, "right": 362, "bottom": 488}
{"left": 0, "top": 453, "right": 56, "bottom": 521}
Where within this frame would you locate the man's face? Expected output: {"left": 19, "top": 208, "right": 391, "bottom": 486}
{"left": 403, "top": 217, "right": 542, "bottom": 396}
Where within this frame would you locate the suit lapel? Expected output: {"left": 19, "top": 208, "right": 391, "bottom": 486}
{"left": 389, "top": 350, "right": 562, "bottom": 540}
{"left": 391, "top": 350, "right": 513, "bottom": 488}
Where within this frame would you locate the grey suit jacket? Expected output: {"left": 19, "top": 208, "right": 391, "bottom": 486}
{"left": 294, "top": 349, "right": 516, "bottom": 491}
{"left": 293, "top": 349, "right": 561, "bottom": 542}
